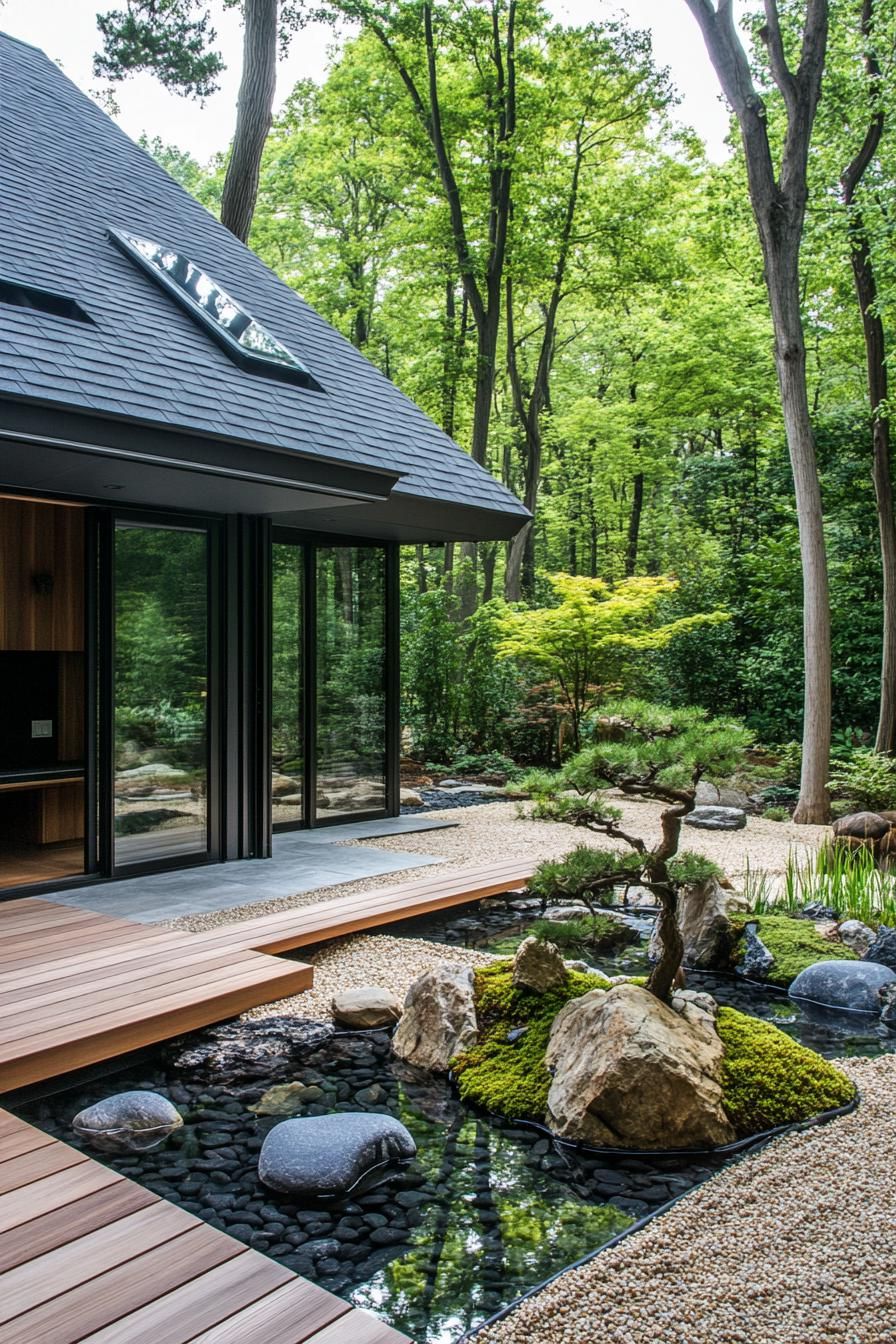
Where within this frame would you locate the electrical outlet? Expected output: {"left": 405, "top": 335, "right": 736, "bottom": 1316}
{"left": 31, "top": 720, "right": 53, "bottom": 738}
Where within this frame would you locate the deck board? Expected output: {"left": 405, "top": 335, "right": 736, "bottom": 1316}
{"left": 0, "top": 861, "right": 537, "bottom": 1342}
{"left": 0, "top": 860, "right": 531, "bottom": 1091}
{"left": 0, "top": 1111, "right": 411, "bottom": 1344}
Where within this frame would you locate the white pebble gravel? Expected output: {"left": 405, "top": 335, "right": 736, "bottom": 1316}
{"left": 241, "top": 933, "right": 495, "bottom": 1022}
{"left": 479, "top": 1053, "right": 896, "bottom": 1344}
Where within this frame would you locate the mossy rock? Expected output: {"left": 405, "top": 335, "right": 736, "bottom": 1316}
{"left": 732, "top": 913, "right": 857, "bottom": 987}
{"left": 717, "top": 1007, "right": 855, "bottom": 1137}
{"left": 451, "top": 960, "right": 610, "bottom": 1119}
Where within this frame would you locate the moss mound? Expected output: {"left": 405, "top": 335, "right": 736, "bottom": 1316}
{"left": 717, "top": 1007, "right": 855, "bottom": 1137}
{"left": 451, "top": 960, "right": 610, "bottom": 1119}
{"left": 734, "top": 913, "right": 857, "bottom": 986}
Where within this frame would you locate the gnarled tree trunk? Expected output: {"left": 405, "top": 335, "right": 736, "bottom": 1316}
{"left": 221, "top": 0, "right": 278, "bottom": 243}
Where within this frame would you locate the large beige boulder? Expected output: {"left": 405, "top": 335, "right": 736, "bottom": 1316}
{"left": 512, "top": 935, "right": 567, "bottom": 992}
{"left": 545, "top": 984, "right": 735, "bottom": 1149}
{"left": 331, "top": 986, "right": 403, "bottom": 1029}
{"left": 648, "top": 879, "right": 740, "bottom": 971}
{"left": 392, "top": 964, "right": 478, "bottom": 1071}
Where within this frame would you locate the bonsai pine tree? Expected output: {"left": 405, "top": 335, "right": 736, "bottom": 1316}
{"left": 524, "top": 699, "right": 751, "bottom": 1001}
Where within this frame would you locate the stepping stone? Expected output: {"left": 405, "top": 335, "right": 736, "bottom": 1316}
{"left": 258, "top": 1112, "right": 417, "bottom": 1201}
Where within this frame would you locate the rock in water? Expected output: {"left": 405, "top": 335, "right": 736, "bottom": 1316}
{"left": 736, "top": 921, "right": 775, "bottom": 979}
{"left": 72, "top": 1091, "right": 183, "bottom": 1153}
{"left": 683, "top": 806, "right": 747, "bottom": 832}
{"left": 863, "top": 926, "right": 896, "bottom": 971}
{"left": 170, "top": 1017, "right": 333, "bottom": 1081}
{"left": 545, "top": 984, "right": 735, "bottom": 1149}
{"left": 789, "top": 959, "right": 896, "bottom": 1014}
{"left": 838, "top": 919, "right": 875, "bottom": 956}
{"left": 331, "top": 986, "right": 403, "bottom": 1029}
{"left": 258, "top": 1112, "right": 416, "bottom": 1200}
{"left": 675, "top": 879, "right": 737, "bottom": 970}
{"left": 392, "top": 964, "right": 478, "bottom": 1071}
{"left": 512, "top": 935, "right": 567, "bottom": 992}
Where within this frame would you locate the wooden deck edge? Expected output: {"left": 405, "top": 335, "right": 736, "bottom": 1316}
{"left": 0, "top": 961, "right": 312, "bottom": 1093}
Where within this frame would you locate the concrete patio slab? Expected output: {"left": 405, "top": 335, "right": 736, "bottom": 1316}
{"left": 44, "top": 820, "right": 452, "bottom": 923}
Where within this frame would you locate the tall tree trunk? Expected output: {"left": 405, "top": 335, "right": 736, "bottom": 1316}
{"left": 685, "top": 0, "right": 832, "bottom": 824}
{"left": 624, "top": 471, "right": 644, "bottom": 577}
{"left": 220, "top": 0, "right": 278, "bottom": 243}
{"left": 845, "top": 207, "right": 896, "bottom": 752}
{"left": 481, "top": 543, "right": 497, "bottom": 603}
{"left": 765, "top": 251, "right": 832, "bottom": 821}
{"left": 839, "top": 0, "right": 896, "bottom": 753}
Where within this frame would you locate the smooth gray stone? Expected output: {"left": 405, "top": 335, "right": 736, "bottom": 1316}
{"left": 683, "top": 806, "right": 747, "bottom": 831}
{"left": 73, "top": 1090, "right": 183, "bottom": 1153}
{"left": 789, "top": 959, "right": 896, "bottom": 1014}
{"left": 258, "top": 1112, "right": 417, "bottom": 1201}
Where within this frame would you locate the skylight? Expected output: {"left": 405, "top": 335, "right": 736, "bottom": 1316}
{"left": 108, "top": 228, "right": 318, "bottom": 389}
{"left": 0, "top": 277, "right": 93, "bottom": 324}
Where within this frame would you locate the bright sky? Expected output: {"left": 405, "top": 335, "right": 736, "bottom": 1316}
{"left": 1, "top": 0, "right": 740, "bottom": 163}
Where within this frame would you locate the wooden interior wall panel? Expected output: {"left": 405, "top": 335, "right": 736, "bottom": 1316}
{"left": 0, "top": 499, "right": 85, "bottom": 652}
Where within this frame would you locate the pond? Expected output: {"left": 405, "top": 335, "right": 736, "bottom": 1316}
{"left": 18, "top": 1024, "right": 725, "bottom": 1344}
{"left": 14, "top": 896, "right": 891, "bottom": 1343}
{"left": 382, "top": 896, "right": 896, "bottom": 1061}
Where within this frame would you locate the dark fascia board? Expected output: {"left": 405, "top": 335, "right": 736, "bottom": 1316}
{"left": 274, "top": 491, "right": 533, "bottom": 544}
{"left": 0, "top": 395, "right": 400, "bottom": 503}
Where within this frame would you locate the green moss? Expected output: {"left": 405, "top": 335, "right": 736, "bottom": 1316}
{"left": 717, "top": 1007, "right": 855, "bottom": 1137}
{"left": 733, "top": 913, "right": 857, "bottom": 986}
{"left": 451, "top": 961, "right": 610, "bottom": 1120}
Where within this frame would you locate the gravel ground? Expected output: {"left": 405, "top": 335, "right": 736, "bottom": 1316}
{"left": 354, "top": 797, "right": 829, "bottom": 880}
{"left": 165, "top": 796, "right": 825, "bottom": 933}
{"left": 477, "top": 1052, "right": 895, "bottom": 1344}
{"left": 241, "top": 932, "right": 495, "bottom": 1021}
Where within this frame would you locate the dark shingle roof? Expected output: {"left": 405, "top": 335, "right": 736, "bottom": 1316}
{"left": 0, "top": 32, "right": 528, "bottom": 532}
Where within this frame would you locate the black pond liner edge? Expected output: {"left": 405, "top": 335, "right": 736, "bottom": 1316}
{"left": 457, "top": 1087, "right": 861, "bottom": 1343}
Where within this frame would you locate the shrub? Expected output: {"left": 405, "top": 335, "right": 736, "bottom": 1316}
{"left": 528, "top": 845, "right": 642, "bottom": 908}
{"left": 828, "top": 748, "right": 896, "bottom": 813}
{"left": 531, "top": 914, "right": 638, "bottom": 954}
{"left": 762, "top": 806, "right": 789, "bottom": 821}
{"left": 717, "top": 1008, "right": 855, "bottom": 1137}
{"left": 451, "top": 961, "right": 609, "bottom": 1118}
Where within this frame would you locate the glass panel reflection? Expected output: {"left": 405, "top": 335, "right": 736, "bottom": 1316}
{"left": 316, "top": 547, "right": 386, "bottom": 818}
{"left": 110, "top": 229, "right": 309, "bottom": 375}
{"left": 272, "top": 542, "right": 303, "bottom": 827}
{"left": 114, "top": 523, "right": 209, "bottom": 866}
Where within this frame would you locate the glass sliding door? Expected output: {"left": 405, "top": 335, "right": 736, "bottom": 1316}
{"left": 315, "top": 546, "right": 386, "bottom": 819}
{"left": 271, "top": 541, "right": 304, "bottom": 827}
{"left": 113, "top": 520, "right": 211, "bottom": 867}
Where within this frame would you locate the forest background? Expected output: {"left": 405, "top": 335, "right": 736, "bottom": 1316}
{"left": 88, "top": 0, "right": 896, "bottom": 778}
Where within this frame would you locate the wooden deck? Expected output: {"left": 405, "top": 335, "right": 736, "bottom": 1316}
{"left": 0, "top": 860, "right": 536, "bottom": 1343}
{"left": 0, "top": 858, "right": 533, "bottom": 1093}
{"left": 0, "top": 1108, "right": 409, "bottom": 1344}
{"left": 191, "top": 856, "right": 535, "bottom": 956}
{"left": 0, "top": 900, "right": 313, "bottom": 1092}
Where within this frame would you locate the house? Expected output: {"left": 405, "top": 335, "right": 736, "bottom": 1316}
{"left": 0, "top": 32, "right": 528, "bottom": 897}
